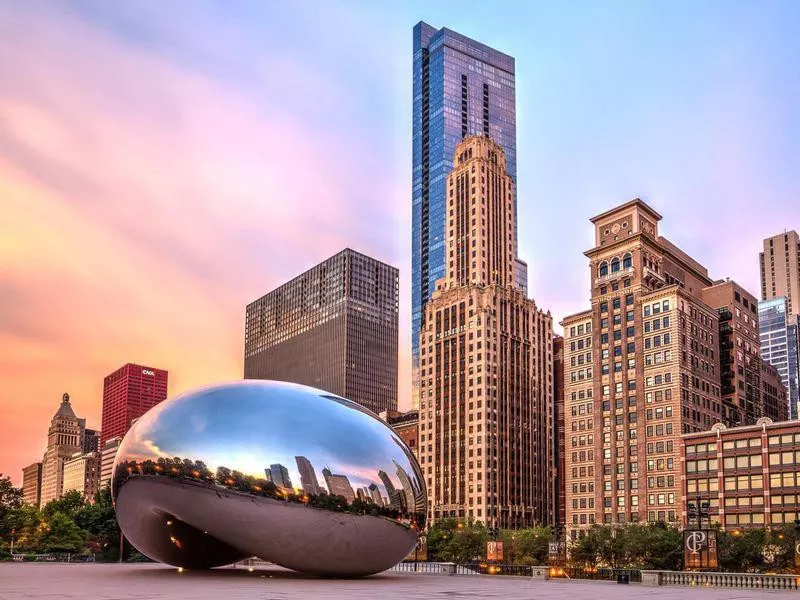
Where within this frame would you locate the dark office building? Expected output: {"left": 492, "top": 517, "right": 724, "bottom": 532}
{"left": 82, "top": 428, "right": 100, "bottom": 454}
{"left": 244, "top": 248, "right": 399, "bottom": 415}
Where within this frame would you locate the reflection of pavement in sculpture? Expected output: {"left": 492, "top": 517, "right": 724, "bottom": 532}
{"left": 112, "top": 380, "right": 425, "bottom": 576}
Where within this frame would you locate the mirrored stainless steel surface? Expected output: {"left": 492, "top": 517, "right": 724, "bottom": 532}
{"left": 112, "top": 380, "right": 425, "bottom": 576}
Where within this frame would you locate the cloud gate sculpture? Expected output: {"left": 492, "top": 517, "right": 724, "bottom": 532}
{"left": 112, "top": 380, "right": 425, "bottom": 576}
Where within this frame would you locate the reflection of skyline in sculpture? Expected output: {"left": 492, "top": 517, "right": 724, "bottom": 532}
{"left": 378, "top": 469, "right": 405, "bottom": 511}
{"left": 295, "top": 455, "right": 322, "bottom": 495}
{"left": 322, "top": 467, "right": 355, "bottom": 504}
{"left": 267, "top": 463, "right": 293, "bottom": 490}
{"left": 368, "top": 482, "right": 383, "bottom": 505}
{"left": 394, "top": 461, "right": 421, "bottom": 513}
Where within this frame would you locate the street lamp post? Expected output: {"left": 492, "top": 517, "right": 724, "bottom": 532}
{"left": 10, "top": 529, "right": 15, "bottom": 555}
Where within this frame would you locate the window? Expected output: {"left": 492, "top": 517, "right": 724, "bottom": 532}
{"left": 599, "top": 262, "right": 608, "bottom": 277}
{"left": 623, "top": 253, "right": 632, "bottom": 269}
{"left": 611, "top": 258, "right": 620, "bottom": 273}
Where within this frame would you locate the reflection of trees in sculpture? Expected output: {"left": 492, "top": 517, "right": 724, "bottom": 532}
{"left": 113, "top": 456, "right": 424, "bottom": 528}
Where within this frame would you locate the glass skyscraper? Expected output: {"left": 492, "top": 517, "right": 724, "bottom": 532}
{"left": 759, "top": 297, "right": 800, "bottom": 420}
{"left": 412, "top": 22, "right": 517, "bottom": 405}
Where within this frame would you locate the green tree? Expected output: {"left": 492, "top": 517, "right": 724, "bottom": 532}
{"left": 74, "top": 487, "right": 121, "bottom": 561}
{"left": 570, "top": 530, "right": 598, "bottom": 567}
{"left": 3, "top": 503, "right": 41, "bottom": 553}
{"left": 642, "top": 522, "right": 683, "bottom": 570}
{"left": 41, "top": 489, "right": 85, "bottom": 520}
{"left": 718, "top": 529, "right": 769, "bottom": 573}
{"left": 426, "top": 518, "right": 488, "bottom": 563}
{"left": 35, "top": 511, "right": 85, "bottom": 553}
{"left": 0, "top": 474, "right": 25, "bottom": 550}
{"left": 500, "top": 527, "right": 550, "bottom": 565}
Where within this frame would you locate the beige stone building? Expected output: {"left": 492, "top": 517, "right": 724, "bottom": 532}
{"left": 63, "top": 451, "right": 100, "bottom": 501}
{"left": 562, "top": 199, "right": 727, "bottom": 539}
{"left": 99, "top": 436, "right": 122, "bottom": 491}
{"left": 40, "top": 393, "right": 85, "bottom": 506}
{"left": 21, "top": 462, "right": 42, "bottom": 507}
{"left": 418, "top": 135, "right": 554, "bottom": 530}
{"left": 760, "top": 230, "right": 800, "bottom": 319}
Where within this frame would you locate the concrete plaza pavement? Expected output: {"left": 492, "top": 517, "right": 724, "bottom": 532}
{"left": 0, "top": 563, "right": 796, "bottom": 600}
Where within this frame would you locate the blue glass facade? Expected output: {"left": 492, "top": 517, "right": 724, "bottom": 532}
{"left": 758, "top": 297, "right": 800, "bottom": 420}
{"left": 411, "top": 22, "right": 516, "bottom": 404}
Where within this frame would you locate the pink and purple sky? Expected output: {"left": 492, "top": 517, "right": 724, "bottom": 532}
{"left": 1, "top": 1, "right": 798, "bottom": 482}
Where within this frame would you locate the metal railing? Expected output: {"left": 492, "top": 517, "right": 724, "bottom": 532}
{"left": 391, "top": 562, "right": 639, "bottom": 579}
{"left": 10, "top": 553, "right": 95, "bottom": 562}
{"left": 649, "top": 570, "right": 799, "bottom": 590}
{"left": 551, "top": 566, "right": 641, "bottom": 583}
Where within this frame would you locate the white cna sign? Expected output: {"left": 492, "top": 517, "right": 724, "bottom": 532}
{"left": 685, "top": 531, "right": 707, "bottom": 554}
{"left": 142, "top": 369, "right": 155, "bottom": 376}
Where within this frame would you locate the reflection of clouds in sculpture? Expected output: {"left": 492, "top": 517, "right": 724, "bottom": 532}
{"left": 112, "top": 380, "right": 425, "bottom": 576}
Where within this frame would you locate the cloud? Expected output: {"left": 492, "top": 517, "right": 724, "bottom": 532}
{"left": 0, "top": 2, "right": 409, "bottom": 480}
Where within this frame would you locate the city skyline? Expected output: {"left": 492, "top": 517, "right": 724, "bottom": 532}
{"left": 2, "top": 1, "right": 800, "bottom": 480}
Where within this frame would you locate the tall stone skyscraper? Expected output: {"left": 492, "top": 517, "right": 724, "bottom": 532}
{"left": 40, "top": 393, "right": 85, "bottom": 506}
{"left": 412, "top": 22, "right": 524, "bottom": 408}
{"left": 760, "top": 230, "right": 800, "bottom": 320}
{"left": 244, "top": 248, "right": 399, "bottom": 415}
{"left": 418, "top": 136, "right": 554, "bottom": 529}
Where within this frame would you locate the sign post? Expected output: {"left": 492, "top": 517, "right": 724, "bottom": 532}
{"left": 487, "top": 540, "right": 504, "bottom": 562}
{"left": 683, "top": 530, "right": 718, "bottom": 570}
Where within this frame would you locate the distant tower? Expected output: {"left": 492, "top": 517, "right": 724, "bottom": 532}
{"left": 295, "top": 456, "right": 321, "bottom": 495}
{"left": 21, "top": 462, "right": 42, "bottom": 507}
{"left": 321, "top": 467, "right": 356, "bottom": 503}
{"left": 40, "top": 393, "right": 85, "bottom": 506}
{"left": 101, "top": 363, "right": 168, "bottom": 449}
{"left": 760, "top": 231, "right": 800, "bottom": 319}
{"left": 269, "top": 464, "right": 293, "bottom": 490}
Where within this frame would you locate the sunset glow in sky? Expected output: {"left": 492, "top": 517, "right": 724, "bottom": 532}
{"left": 1, "top": 1, "right": 799, "bottom": 481}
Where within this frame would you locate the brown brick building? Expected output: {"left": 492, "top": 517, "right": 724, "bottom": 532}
{"left": 682, "top": 418, "right": 800, "bottom": 530}
{"left": 382, "top": 410, "right": 420, "bottom": 458}
{"left": 418, "top": 135, "right": 554, "bottom": 530}
{"left": 700, "top": 281, "right": 764, "bottom": 426}
{"left": 553, "top": 335, "right": 566, "bottom": 530}
{"left": 762, "top": 362, "right": 788, "bottom": 422}
{"left": 562, "top": 199, "right": 727, "bottom": 538}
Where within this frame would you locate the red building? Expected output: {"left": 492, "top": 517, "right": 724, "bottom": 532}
{"left": 101, "top": 363, "right": 168, "bottom": 448}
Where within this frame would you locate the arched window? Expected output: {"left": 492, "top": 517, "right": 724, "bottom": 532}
{"left": 623, "top": 253, "right": 632, "bottom": 269}
{"left": 599, "top": 261, "right": 608, "bottom": 277}
{"left": 610, "top": 258, "right": 620, "bottom": 273}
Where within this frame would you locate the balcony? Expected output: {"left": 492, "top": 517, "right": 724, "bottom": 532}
{"left": 718, "top": 308, "right": 732, "bottom": 322}
{"left": 595, "top": 267, "right": 634, "bottom": 286}
{"left": 642, "top": 266, "right": 666, "bottom": 289}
